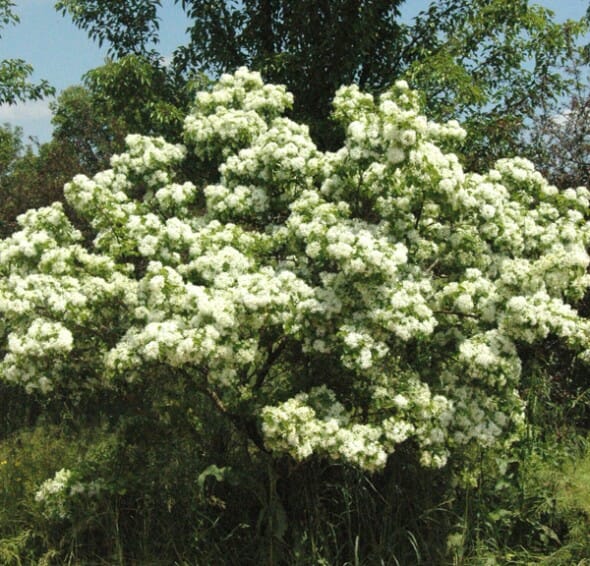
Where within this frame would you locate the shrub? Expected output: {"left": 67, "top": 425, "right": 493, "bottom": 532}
{"left": 1, "top": 68, "right": 589, "bottom": 562}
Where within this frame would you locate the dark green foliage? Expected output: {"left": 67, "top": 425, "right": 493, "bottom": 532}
{"left": 56, "top": 0, "right": 585, "bottom": 159}
{"left": 0, "top": 123, "right": 23, "bottom": 179}
{"left": 0, "top": 122, "right": 87, "bottom": 238}
{"left": 81, "top": 54, "right": 207, "bottom": 143}
{"left": 5, "top": 417, "right": 588, "bottom": 564}
{"left": 0, "top": 125, "right": 42, "bottom": 236}
{"left": 174, "top": 0, "right": 406, "bottom": 147}
{"left": 49, "top": 85, "right": 126, "bottom": 173}
{"left": 55, "top": 0, "right": 162, "bottom": 59}
{"left": 0, "top": 426, "right": 84, "bottom": 564}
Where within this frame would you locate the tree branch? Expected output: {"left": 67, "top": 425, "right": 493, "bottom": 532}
{"left": 254, "top": 336, "right": 288, "bottom": 389}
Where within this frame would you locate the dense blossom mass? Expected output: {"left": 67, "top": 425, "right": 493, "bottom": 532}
{"left": 2, "top": 68, "right": 590, "bottom": 475}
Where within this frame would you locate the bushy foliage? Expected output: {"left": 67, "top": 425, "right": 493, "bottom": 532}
{"left": 1, "top": 69, "right": 590, "bottom": 561}
{"left": 3, "top": 67, "right": 590, "bottom": 467}
{"left": 57, "top": 0, "right": 584, "bottom": 158}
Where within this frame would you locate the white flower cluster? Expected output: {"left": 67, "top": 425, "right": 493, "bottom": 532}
{"left": 2, "top": 69, "right": 590, "bottom": 474}
{"left": 35, "top": 468, "right": 103, "bottom": 520}
{"left": 328, "top": 80, "right": 465, "bottom": 179}
{"left": 154, "top": 182, "right": 198, "bottom": 217}
{"left": 35, "top": 468, "right": 73, "bottom": 519}
{"left": 220, "top": 118, "right": 320, "bottom": 195}
{"left": 110, "top": 134, "right": 186, "bottom": 189}
{"left": 262, "top": 380, "right": 454, "bottom": 471}
{"left": 261, "top": 386, "right": 388, "bottom": 471}
{"left": 184, "top": 67, "right": 293, "bottom": 161}
{"left": 1, "top": 319, "right": 72, "bottom": 393}
{"left": 0, "top": 203, "right": 81, "bottom": 266}
{"left": 0, "top": 203, "right": 138, "bottom": 392}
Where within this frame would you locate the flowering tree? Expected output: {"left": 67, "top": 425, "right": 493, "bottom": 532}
{"left": 2, "top": 69, "right": 590, "bottom": 480}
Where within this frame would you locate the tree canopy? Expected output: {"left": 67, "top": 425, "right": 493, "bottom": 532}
{"left": 55, "top": 0, "right": 585, "bottom": 164}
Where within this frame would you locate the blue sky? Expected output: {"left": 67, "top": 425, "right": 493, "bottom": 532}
{"left": 0, "top": 0, "right": 588, "bottom": 144}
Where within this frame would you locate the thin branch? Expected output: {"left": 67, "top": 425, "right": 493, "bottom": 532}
{"left": 197, "top": 381, "right": 270, "bottom": 453}
{"left": 254, "top": 336, "right": 288, "bottom": 389}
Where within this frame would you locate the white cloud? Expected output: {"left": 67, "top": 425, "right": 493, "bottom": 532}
{"left": 0, "top": 98, "right": 53, "bottom": 122}
{"left": 0, "top": 98, "right": 55, "bottom": 143}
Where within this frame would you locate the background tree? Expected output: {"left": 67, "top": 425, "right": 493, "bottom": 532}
{"left": 0, "top": 125, "right": 40, "bottom": 236}
{"left": 0, "top": 114, "right": 91, "bottom": 240}
{"left": 46, "top": 55, "right": 194, "bottom": 176}
{"left": 524, "top": 54, "right": 590, "bottom": 189}
{"left": 0, "top": 54, "right": 207, "bottom": 242}
{"left": 56, "top": 0, "right": 407, "bottom": 147}
{"left": 49, "top": 85, "right": 126, "bottom": 174}
{"left": 401, "top": 0, "right": 586, "bottom": 171}
{"left": 56, "top": 0, "right": 162, "bottom": 60}
{"left": 79, "top": 54, "right": 206, "bottom": 143}
{"left": 0, "top": 0, "right": 56, "bottom": 242}
{"left": 56, "top": 0, "right": 585, "bottom": 162}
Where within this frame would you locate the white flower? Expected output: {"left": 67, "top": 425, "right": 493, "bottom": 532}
{"left": 1, "top": 67, "right": 588, "bottom": 476}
